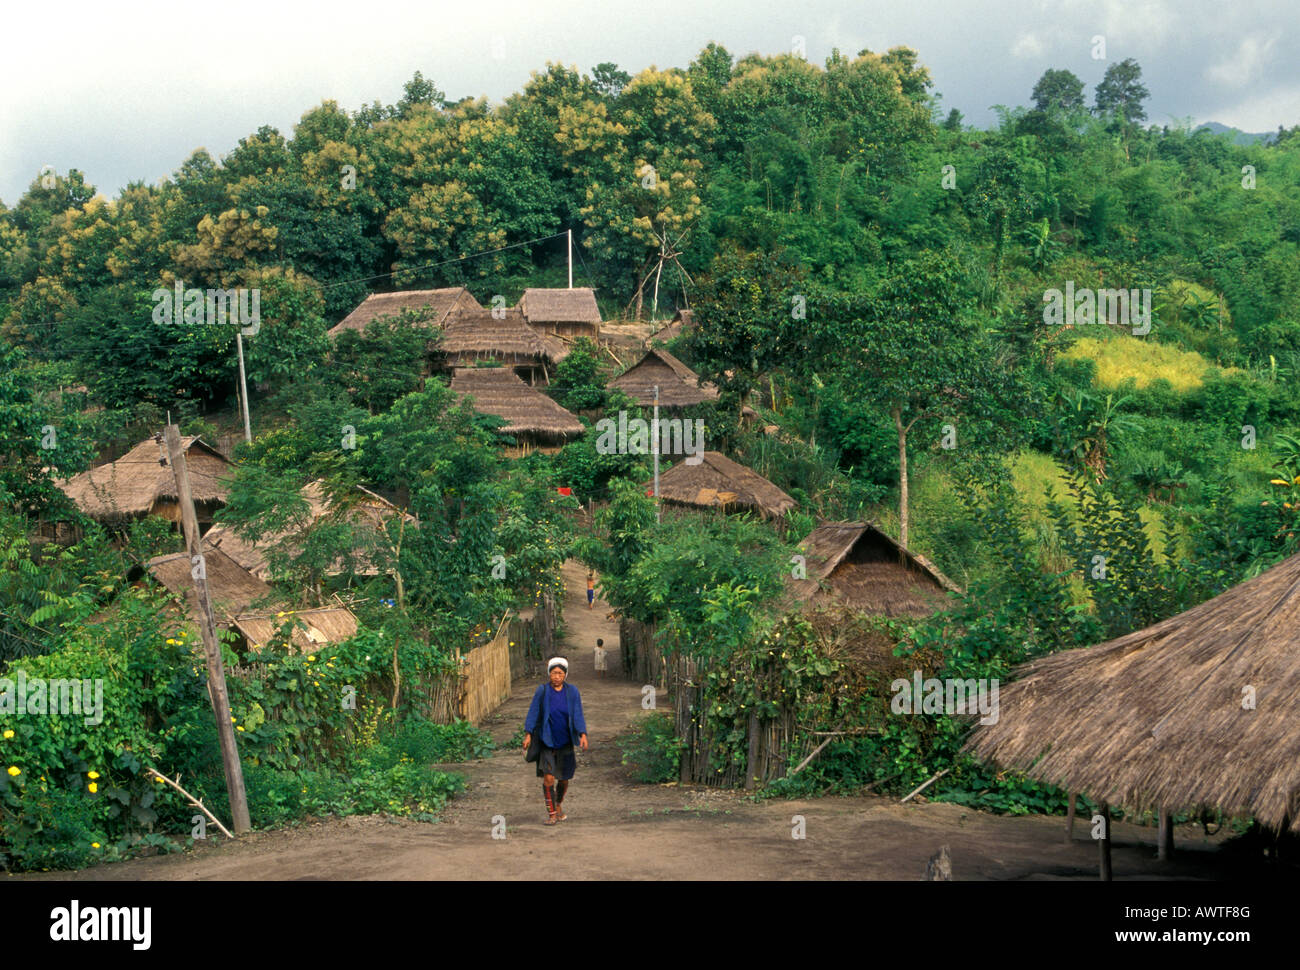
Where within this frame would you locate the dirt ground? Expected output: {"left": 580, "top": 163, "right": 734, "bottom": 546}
{"left": 10, "top": 560, "right": 1264, "bottom": 882}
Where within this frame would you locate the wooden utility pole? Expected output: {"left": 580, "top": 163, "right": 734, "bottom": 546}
{"left": 163, "top": 425, "right": 251, "bottom": 834}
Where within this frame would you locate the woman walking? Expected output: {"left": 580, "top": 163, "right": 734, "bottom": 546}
{"left": 523, "top": 657, "right": 588, "bottom": 824}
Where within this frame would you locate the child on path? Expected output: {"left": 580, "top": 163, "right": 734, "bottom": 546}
{"left": 594, "top": 637, "right": 607, "bottom": 678}
{"left": 587, "top": 571, "right": 596, "bottom": 610}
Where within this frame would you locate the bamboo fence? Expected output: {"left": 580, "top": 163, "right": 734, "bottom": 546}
{"left": 621, "top": 617, "right": 817, "bottom": 788}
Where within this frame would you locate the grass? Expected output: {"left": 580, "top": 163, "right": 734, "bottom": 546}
{"left": 1062, "top": 335, "right": 1229, "bottom": 393}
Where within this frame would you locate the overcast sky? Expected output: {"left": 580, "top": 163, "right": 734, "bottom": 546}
{"left": 2, "top": 0, "right": 1296, "bottom": 206}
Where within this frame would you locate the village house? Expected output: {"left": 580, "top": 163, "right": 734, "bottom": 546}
{"left": 517, "top": 287, "right": 602, "bottom": 341}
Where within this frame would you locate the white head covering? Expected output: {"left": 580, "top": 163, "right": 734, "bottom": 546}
{"left": 547, "top": 657, "right": 569, "bottom": 672}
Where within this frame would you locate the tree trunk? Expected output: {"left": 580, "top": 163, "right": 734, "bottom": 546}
{"left": 893, "top": 407, "right": 910, "bottom": 550}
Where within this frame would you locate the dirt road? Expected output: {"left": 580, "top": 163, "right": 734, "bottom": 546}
{"left": 14, "top": 560, "right": 1250, "bottom": 881}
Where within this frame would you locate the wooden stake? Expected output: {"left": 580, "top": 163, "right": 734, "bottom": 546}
{"left": 164, "top": 425, "right": 251, "bottom": 834}
{"left": 1098, "top": 801, "right": 1112, "bottom": 881}
{"left": 1158, "top": 808, "right": 1173, "bottom": 861}
{"left": 145, "top": 768, "right": 234, "bottom": 840}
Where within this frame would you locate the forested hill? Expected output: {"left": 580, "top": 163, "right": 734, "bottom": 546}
{"left": 2, "top": 46, "right": 1298, "bottom": 589}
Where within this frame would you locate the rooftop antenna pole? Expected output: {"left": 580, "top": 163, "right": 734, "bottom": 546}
{"left": 653, "top": 384, "right": 661, "bottom": 523}
{"left": 567, "top": 229, "right": 573, "bottom": 290}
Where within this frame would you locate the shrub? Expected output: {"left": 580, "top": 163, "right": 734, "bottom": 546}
{"left": 619, "top": 712, "right": 684, "bottom": 783}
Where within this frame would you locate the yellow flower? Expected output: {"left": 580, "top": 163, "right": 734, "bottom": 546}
{"left": 166, "top": 638, "right": 177, "bottom": 645}
{"left": 87, "top": 771, "right": 99, "bottom": 779}
{"left": 155, "top": 776, "right": 164, "bottom": 783}
{"left": 236, "top": 726, "right": 244, "bottom": 732}
{"left": 307, "top": 655, "right": 317, "bottom": 662}
{"left": 2, "top": 730, "right": 12, "bottom": 739}
{"left": 92, "top": 842, "right": 100, "bottom": 849}
{"left": 326, "top": 663, "right": 334, "bottom": 668}
{"left": 6, "top": 766, "right": 19, "bottom": 777}
{"left": 88, "top": 782, "right": 98, "bottom": 793}
{"left": 1270, "top": 478, "right": 1291, "bottom": 486}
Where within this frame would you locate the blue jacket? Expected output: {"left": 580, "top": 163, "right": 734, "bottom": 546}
{"left": 525, "top": 682, "right": 587, "bottom": 748}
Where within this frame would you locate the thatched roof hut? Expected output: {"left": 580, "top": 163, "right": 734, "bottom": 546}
{"left": 607, "top": 347, "right": 719, "bottom": 408}
{"left": 440, "top": 307, "right": 570, "bottom": 383}
{"left": 649, "top": 451, "right": 796, "bottom": 519}
{"left": 327, "top": 287, "right": 480, "bottom": 338}
{"left": 518, "top": 288, "right": 601, "bottom": 339}
{"left": 203, "top": 481, "right": 414, "bottom": 580}
{"left": 647, "top": 308, "right": 694, "bottom": 345}
{"left": 966, "top": 550, "right": 1300, "bottom": 833}
{"left": 232, "top": 608, "right": 359, "bottom": 651}
{"left": 145, "top": 548, "right": 359, "bottom": 650}
{"left": 786, "top": 521, "right": 959, "bottom": 617}
{"left": 57, "top": 436, "right": 231, "bottom": 525}
{"left": 449, "top": 367, "right": 584, "bottom": 454}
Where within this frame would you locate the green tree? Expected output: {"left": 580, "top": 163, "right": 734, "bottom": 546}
{"left": 836, "top": 252, "right": 1012, "bottom": 548}
{"left": 1031, "top": 69, "right": 1085, "bottom": 113}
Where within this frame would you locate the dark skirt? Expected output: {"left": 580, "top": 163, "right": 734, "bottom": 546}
{"left": 537, "top": 743, "right": 576, "bottom": 780}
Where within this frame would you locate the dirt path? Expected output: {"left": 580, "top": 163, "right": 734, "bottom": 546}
{"left": 12, "top": 560, "right": 1256, "bottom": 881}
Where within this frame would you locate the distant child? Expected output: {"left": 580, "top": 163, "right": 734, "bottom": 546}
{"left": 587, "top": 571, "right": 596, "bottom": 610}
{"left": 594, "top": 637, "right": 607, "bottom": 678}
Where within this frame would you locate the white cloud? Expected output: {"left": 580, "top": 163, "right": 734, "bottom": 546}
{"left": 1010, "top": 31, "right": 1048, "bottom": 59}
{"left": 1206, "top": 33, "right": 1280, "bottom": 88}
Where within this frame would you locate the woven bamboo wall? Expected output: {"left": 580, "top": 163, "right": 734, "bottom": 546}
{"left": 456, "top": 627, "right": 512, "bottom": 726}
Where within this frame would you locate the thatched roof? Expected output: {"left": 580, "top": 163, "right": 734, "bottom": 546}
{"left": 57, "top": 436, "right": 231, "bottom": 521}
{"left": 518, "top": 288, "right": 601, "bottom": 325}
{"left": 146, "top": 547, "right": 275, "bottom": 622}
{"left": 203, "top": 481, "right": 414, "bottom": 580}
{"left": 786, "top": 521, "right": 959, "bottom": 617}
{"left": 608, "top": 347, "right": 719, "bottom": 407}
{"left": 233, "top": 608, "right": 359, "bottom": 651}
{"left": 327, "top": 287, "right": 480, "bottom": 337}
{"left": 146, "top": 548, "right": 359, "bottom": 648}
{"left": 649, "top": 451, "right": 796, "bottom": 519}
{"left": 966, "top": 550, "right": 1300, "bottom": 833}
{"left": 647, "top": 308, "right": 694, "bottom": 344}
{"left": 440, "top": 308, "right": 570, "bottom": 365}
{"left": 449, "top": 368, "right": 584, "bottom": 439}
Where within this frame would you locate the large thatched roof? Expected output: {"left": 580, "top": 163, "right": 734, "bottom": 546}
{"left": 787, "top": 521, "right": 960, "bottom": 617}
{"left": 607, "top": 347, "right": 719, "bottom": 408}
{"left": 440, "top": 308, "right": 570, "bottom": 365}
{"left": 327, "top": 287, "right": 480, "bottom": 337}
{"left": 203, "top": 481, "right": 414, "bottom": 580}
{"left": 966, "top": 550, "right": 1300, "bottom": 833}
{"left": 449, "top": 368, "right": 584, "bottom": 439}
{"left": 57, "top": 436, "right": 231, "bottom": 521}
{"left": 518, "top": 288, "right": 601, "bottom": 325}
{"left": 649, "top": 451, "right": 796, "bottom": 519}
